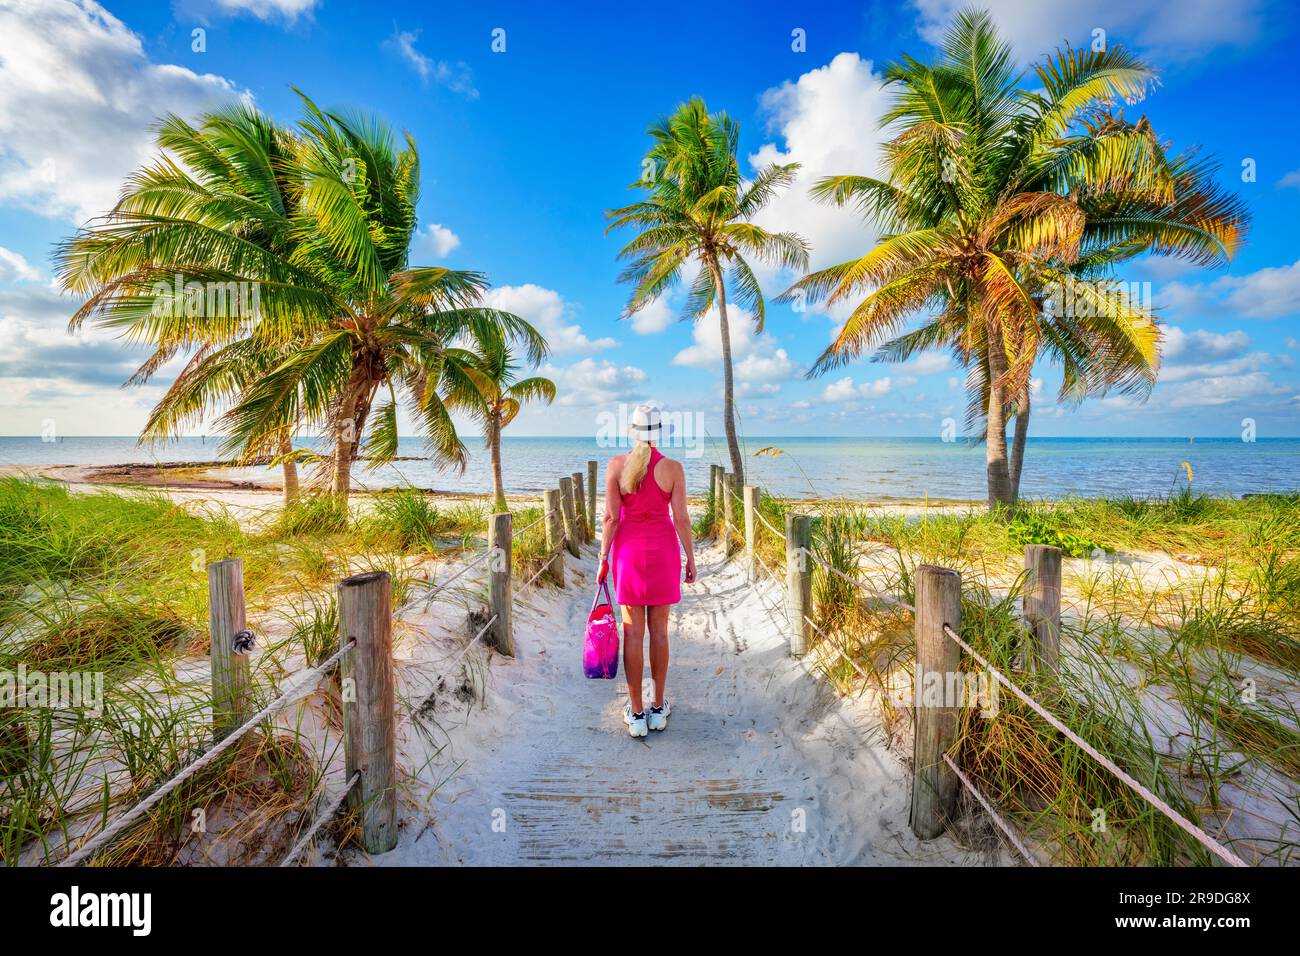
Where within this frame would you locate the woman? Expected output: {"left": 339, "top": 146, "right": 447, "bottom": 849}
{"left": 599, "top": 404, "right": 696, "bottom": 738}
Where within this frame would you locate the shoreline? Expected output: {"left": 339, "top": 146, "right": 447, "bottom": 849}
{"left": 0, "top": 461, "right": 983, "bottom": 510}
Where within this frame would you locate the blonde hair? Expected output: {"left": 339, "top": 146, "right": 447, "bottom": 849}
{"left": 620, "top": 441, "right": 653, "bottom": 495}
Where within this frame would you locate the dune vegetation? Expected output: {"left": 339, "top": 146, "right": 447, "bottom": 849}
{"left": 706, "top": 480, "right": 1299, "bottom": 865}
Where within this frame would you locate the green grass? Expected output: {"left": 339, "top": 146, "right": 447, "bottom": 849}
{"left": 774, "top": 489, "right": 1300, "bottom": 865}
{"left": 0, "top": 477, "right": 507, "bottom": 866}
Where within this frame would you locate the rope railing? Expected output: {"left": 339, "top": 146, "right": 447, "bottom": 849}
{"left": 418, "top": 547, "right": 495, "bottom": 608}
{"left": 511, "top": 509, "right": 553, "bottom": 538}
{"left": 279, "top": 770, "right": 361, "bottom": 867}
{"left": 939, "top": 622, "right": 1247, "bottom": 868}
{"left": 60, "top": 639, "right": 357, "bottom": 867}
{"left": 942, "top": 754, "right": 1039, "bottom": 867}
{"left": 803, "top": 548, "right": 915, "bottom": 613}
{"left": 708, "top": 464, "right": 1252, "bottom": 867}
{"left": 520, "top": 552, "right": 561, "bottom": 591}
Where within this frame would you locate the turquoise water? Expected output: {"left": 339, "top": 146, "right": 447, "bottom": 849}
{"left": 2, "top": 435, "right": 1296, "bottom": 501}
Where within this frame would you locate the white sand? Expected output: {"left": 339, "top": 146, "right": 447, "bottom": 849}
{"left": 334, "top": 543, "right": 994, "bottom": 866}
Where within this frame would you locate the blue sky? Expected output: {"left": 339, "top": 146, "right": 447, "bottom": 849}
{"left": 1, "top": 0, "right": 1298, "bottom": 440}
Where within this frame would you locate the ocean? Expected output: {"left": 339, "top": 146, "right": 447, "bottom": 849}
{"left": 2, "top": 435, "right": 1296, "bottom": 501}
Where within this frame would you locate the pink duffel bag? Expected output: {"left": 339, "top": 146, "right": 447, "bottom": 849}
{"left": 583, "top": 579, "right": 620, "bottom": 679}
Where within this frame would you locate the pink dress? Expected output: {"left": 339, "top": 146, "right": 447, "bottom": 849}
{"left": 611, "top": 447, "right": 682, "bottom": 606}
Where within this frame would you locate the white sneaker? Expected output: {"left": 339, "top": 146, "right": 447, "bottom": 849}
{"left": 624, "top": 707, "right": 648, "bottom": 738}
{"left": 648, "top": 700, "right": 671, "bottom": 732}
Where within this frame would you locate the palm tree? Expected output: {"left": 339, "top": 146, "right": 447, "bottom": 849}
{"left": 461, "top": 332, "right": 556, "bottom": 511}
{"left": 782, "top": 10, "right": 1248, "bottom": 509}
{"left": 57, "top": 95, "right": 547, "bottom": 500}
{"left": 606, "top": 97, "right": 809, "bottom": 486}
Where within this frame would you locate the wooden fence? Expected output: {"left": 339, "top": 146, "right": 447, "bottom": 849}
{"left": 61, "top": 462, "right": 602, "bottom": 866}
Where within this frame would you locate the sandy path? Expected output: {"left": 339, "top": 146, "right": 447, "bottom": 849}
{"left": 376, "top": 545, "right": 992, "bottom": 867}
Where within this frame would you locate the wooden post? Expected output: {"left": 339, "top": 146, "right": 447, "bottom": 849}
{"left": 743, "top": 485, "right": 759, "bottom": 581}
{"left": 543, "top": 489, "right": 565, "bottom": 587}
{"left": 586, "top": 460, "right": 598, "bottom": 542}
{"left": 559, "top": 477, "right": 580, "bottom": 557}
{"left": 910, "top": 564, "right": 962, "bottom": 840}
{"left": 784, "top": 514, "right": 812, "bottom": 657}
{"left": 710, "top": 465, "right": 722, "bottom": 528}
{"left": 339, "top": 570, "right": 397, "bottom": 854}
{"left": 487, "top": 512, "right": 515, "bottom": 656}
{"left": 721, "top": 472, "right": 735, "bottom": 553}
{"left": 207, "top": 558, "right": 251, "bottom": 742}
{"left": 1023, "top": 544, "right": 1062, "bottom": 673}
{"left": 571, "top": 471, "right": 589, "bottom": 542}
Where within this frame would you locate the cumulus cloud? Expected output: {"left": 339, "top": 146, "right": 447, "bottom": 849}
{"left": 629, "top": 298, "right": 675, "bottom": 335}
{"left": 412, "top": 223, "right": 461, "bottom": 259}
{"left": 911, "top": 0, "right": 1269, "bottom": 63}
{"left": 540, "top": 358, "right": 647, "bottom": 408}
{"left": 671, "top": 306, "right": 797, "bottom": 384}
{"left": 383, "top": 28, "right": 477, "bottom": 98}
{"left": 750, "top": 53, "right": 891, "bottom": 280}
{"left": 820, "top": 375, "right": 892, "bottom": 402}
{"left": 0, "top": 248, "right": 40, "bottom": 282}
{"left": 481, "top": 284, "right": 616, "bottom": 356}
{"left": 1160, "top": 259, "right": 1300, "bottom": 321}
{"left": 1162, "top": 326, "right": 1250, "bottom": 364}
{"left": 0, "top": 0, "right": 246, "bottom": 225}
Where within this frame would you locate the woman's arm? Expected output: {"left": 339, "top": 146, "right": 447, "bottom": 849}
{"left": 668, "top": 460, "right": 697, "bottom": 584}
{"left": 599, "top": 458, "right": 622, "bottom": 580}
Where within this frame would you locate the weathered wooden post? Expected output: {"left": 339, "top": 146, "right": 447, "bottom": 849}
{"left": 207, "top": 558, "right": 251, "bottom": 741}
{"left": 743, "top": 485, "right": 759, "bottom": 581}
{"left": 1023, "top": 544, "right": 1062, "bottom": 673}
{"left": 487, "top": 512, "right": 515, "bottom": 656}
{"left": 339, "top": 570, "right": 397, "bottom": 854}
{"left": 784, "top": 514, "right": 812, "bottom": 657}
{"left": 571, "top": 471, "right": 589, "bottom": 542}
{"left": 587, "top": 460, "right": 598, "bottom": 541}
{"left": 910, "top": 564, "right": 962, "bottom": 840}
{"left": 543, "top": 489, "right": 566, "bottom": 587}
{"left": 710, "top": 465, "right": 722, "bottom": 530}
{"left": 721, "top": 472, "right": 735, "bottom": 553}
{"left": 559, "top": 477, "right": 580, "bottom": 557}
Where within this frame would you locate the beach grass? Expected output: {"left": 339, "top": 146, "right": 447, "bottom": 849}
{"left": 784, "top": 489, "right": 1299, "bottom": 866}
{"left": 0, "top": 477, "right": 517, "bottom": 865}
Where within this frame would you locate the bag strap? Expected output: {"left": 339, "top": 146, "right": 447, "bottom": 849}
{"left": 590, "top": 577, "right": 613, "bottom": 613}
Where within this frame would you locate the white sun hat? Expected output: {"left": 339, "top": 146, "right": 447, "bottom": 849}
{"left": 628, "top": 403, "right": 674, "bottom": 442}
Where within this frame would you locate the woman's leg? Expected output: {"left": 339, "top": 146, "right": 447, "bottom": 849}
{"left": 647, "top": 604, "right": 671, "bottom": 708}
{"left": 622, "top": 605, "right": 647, "bottom": 712}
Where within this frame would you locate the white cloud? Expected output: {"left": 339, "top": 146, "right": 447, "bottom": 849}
{"left": 541, "top": 358, "right": 647, "bottom": 408}
{"left": 382, "top": 29, "right": 477, "bottom": 98}
{"left": 196, "top": 0, "right": 321, "bottom": 21}
{"left": 0, "top": 0, "right": 246, "bottom": 225}
{"left": 630, "top": 298, "right": 675, "bottom": 335}
{"left": 1163, "top": 326, "right": 1250, "bottom": 364}
{"left": 0, "top": 248, "right": 40, "bottom": 282}
{"left": 735, "top": 347, "right": 799, "bottom": 383}
{"left": 412, "top": 223, "right": 461, "bottom": 259}
{"left": 904, "top": 350, "right": 950, "bottom": 376}
{"left": 481, "top": 284, "right": 616, "bottom": 356}
{"left": 821, "top": 375, "right": 892, "bottom": 402}
{"left": 1277, "top": 169, "right": 1300, "bottom": 190}
{"left": 671, "top": 307, "right": 801, "bottom": 390}
{"left": 1160, "top": 259, "right": 1300, "bottom": 321}
{"left": 911, "top": 0, "right": 1268, "bottom": 63}
{"left": 750, "top": 53, "right": 891, "bottom": 278}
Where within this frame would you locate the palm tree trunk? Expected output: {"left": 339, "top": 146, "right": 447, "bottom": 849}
{"left": 984, "top": 325, "right": 1014, "bottom": 511}
{"left": 278, "top": 428, "right": 299, "bottom": 507}
{"left": 489, "top": 414, "right": 507, "bottom": 512}
{"left": 1009, "top": 383, "right": 1030, "bottom": 505}
{"left": 332, "top": 374, "right": 362, "bottom": 499}
{"left": 710, "top": 258, "right": 744, "bottom": 487}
